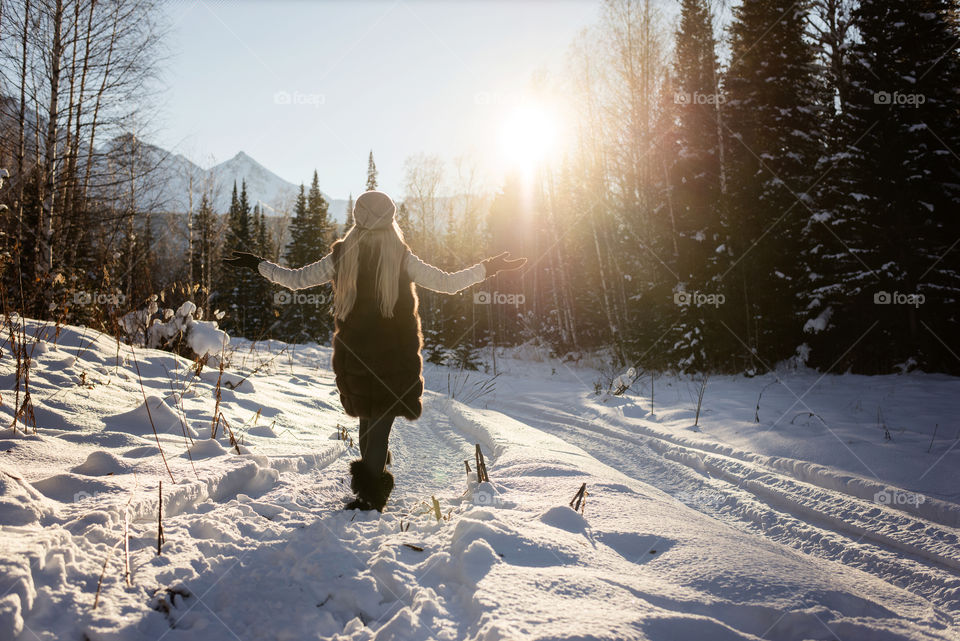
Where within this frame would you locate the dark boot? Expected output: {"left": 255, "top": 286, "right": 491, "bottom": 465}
{"left": 346, "top": 459, "right": 394, "bottom": 512}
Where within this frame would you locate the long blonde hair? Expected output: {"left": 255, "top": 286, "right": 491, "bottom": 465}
{"left": 333, "top": 219, "right": 409, "bottom": 320}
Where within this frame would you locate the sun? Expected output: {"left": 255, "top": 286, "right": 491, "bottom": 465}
{"left": 498, "top": 103, "right": 561, "bottom": 173}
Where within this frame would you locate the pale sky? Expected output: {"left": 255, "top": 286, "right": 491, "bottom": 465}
{"left": 157, "top": 0, "right": 601, "bottom": 200}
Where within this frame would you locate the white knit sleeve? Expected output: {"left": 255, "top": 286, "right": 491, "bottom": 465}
{"left": 257, "top": 252, "right": 335, "bottom": 290}
{"left": 404, "top": 251, "right": 487, "bottom": 294}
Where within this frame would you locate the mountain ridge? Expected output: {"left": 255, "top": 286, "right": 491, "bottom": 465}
{"left": 104, "top": 137, "right": 349, "bottom": 222}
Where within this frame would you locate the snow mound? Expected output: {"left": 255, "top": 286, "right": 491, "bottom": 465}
{"left": 198, "top": 368, "right": 254, "bottom": 393}
{"left": 31, "top": 473, "right": 118, "bottom": 504}
{"left": 186, "top": 438, "right": 228, "bottom": 459}
{"left": 0, "top": 465, "right": 54, "bottom": 525}
{"left": 71, "top": 451, "right": 126, "bottom": 476}
{"left": 247, "top": 424, "right": 276, "bottom": 437}
{"left": 457, "top": 538, "right": 501, "bottom": 586}
{"left": 103, "top": 395, "right": 198, "bottom": 439}
{"left": 0, "top": 593, "right": 25, "bottom": 639}
{"left": 538, "top": 505, "right": 588, "bottom": 533}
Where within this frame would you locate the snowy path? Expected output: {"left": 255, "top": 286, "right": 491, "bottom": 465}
{"left": 1, "top": 321, "right": 958, "bottom": 640}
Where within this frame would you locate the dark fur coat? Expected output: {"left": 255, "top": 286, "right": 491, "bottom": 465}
{"left": 330, "top": 241, "right": 424, "bottom": 420}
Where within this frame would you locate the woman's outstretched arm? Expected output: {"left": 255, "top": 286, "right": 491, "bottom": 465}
{"left": 258, "top": 252, "right": 335, "bottom": 290}
{"left": 223, "top": 250, "right": 335, "bottom": 290}
{"left": 405, "top": 250, "right": 526, "bottom": 294}
{"left": 225, "top": 248, "right": 526, "bottom": 293}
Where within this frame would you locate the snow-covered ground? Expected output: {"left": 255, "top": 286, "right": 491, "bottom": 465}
{"left": 1, "top": 319, "right": 958, "bottom": 640}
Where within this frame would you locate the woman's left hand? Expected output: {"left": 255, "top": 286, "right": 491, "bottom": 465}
{"left": 482, "top": 252, "right": 527, "bottom": 276}
{"left": 222, "top": 250, "right": 262, "bottom": 271}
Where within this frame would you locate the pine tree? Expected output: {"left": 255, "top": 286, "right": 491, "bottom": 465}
{"left": 720, "top": 0, "right": 826, "bottom": 371}
{"left": 307, "top": 170, "right": 331, "bottom": 236}
{"left": 664, "top": 0, "right": 725, "bottom": 372}
{"left": 285, "top": 185, "right": 310, "bottom": 267}
{"left": 277, "top": 171, "right": 334, "bottom": 343}
{"left": 803, "top": 0, "right": 960, "bottom": 373}
{"left": 217, "top": 180, "right": 257, "bottom": 337}
{"left": 191, "top": 193, "right": 217, "bottom": 316}
{"left": 396, "top": 201, "right": 410, "bottom": 231}
{"left": 250, "top": 204, "right": 276, "bottom": 335}
{"left": 344, "top": 192, "right": 354, "bottom": 228}
{"left": 366, "top": 151, "right": 378, "bottom": 191}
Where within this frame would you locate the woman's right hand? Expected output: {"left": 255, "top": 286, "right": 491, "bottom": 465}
{"left": 222, "top": 250, "right": 263, "bottom": 271}
{"left": 482, "top": 252, "right": 527, "bottom": 276}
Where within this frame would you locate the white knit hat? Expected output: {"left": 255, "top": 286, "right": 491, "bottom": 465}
{"left": 353, "top": 190, "right": 396, "bottom": 229}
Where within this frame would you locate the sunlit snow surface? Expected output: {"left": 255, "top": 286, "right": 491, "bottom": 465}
{"left": 0, "top": 318, "right": 957, "bottom": 640}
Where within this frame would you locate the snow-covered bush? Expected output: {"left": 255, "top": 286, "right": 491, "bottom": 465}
{"left": 121, "top": 297, "right": 228, "bottom": 361}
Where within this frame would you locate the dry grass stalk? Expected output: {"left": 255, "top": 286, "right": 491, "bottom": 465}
{"left": 130, "top": 347, "right": 175, "bottom": 482}
{"left": 474, "top": 444, "right": 489, "bottom": 483}
{"left": 569, "top": 482, "right": 588, "bottom": 514}
{"left": 157, "top": 481, "right": 165, "bottom": 556}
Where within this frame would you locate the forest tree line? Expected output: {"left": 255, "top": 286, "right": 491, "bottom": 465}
{"left": 1, "top": 0, "right": 958, "bottom": 376}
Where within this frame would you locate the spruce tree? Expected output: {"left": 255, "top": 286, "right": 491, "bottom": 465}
{"left": 285, "top": 185, "right": 310, "bottom": 267}
{"left": 720, "top": 0, "right": 826, "bottom": 371}
{"left": 307, "top": 170, "right": 331, "bottom": 235}
{"left": 665, "top": 0, "right": 725, "bottom": 372}
{"left": 217, "top": 180, "right": 257, "bottom": 337}
{"left": 366, "top": 151, "right": 378, "bottom": 191}
{"left": 191, "top": 193, "right": 217, "bottom": 316}
{"left": 803, "top": 0, "right": 960, "bottom": 373}
{"left": 278, "top": 172, "right": 334, "bottom": 343}
{"left": 344, "top": 192, "right": 354, "bottom": 228}
{"left": 251, "top": 204, "right": 276, "bottom": 335}
{"left": 396, "top": 201, "right": 410, "bottom": 231}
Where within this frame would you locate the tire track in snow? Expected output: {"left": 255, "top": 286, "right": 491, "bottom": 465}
{"left": 488, "top": 397, "right": 960, "bottom": 619}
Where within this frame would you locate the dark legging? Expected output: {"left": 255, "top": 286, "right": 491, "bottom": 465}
{"left": 358, "top": 414, "right": 394, "bottom": 476}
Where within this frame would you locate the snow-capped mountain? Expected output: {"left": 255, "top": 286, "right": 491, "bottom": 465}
{"left": 207, "top": 151, "right": 348, "bottom": 220}
{"left": 96, "top": 136, "right": 348, "bottom": 221}
{"left": 207, "top": 151, "right": 298, "bottom": 215}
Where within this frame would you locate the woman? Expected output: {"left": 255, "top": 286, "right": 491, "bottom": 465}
{"left": 225, "top": 190, "right": 525, "bottom": 511}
